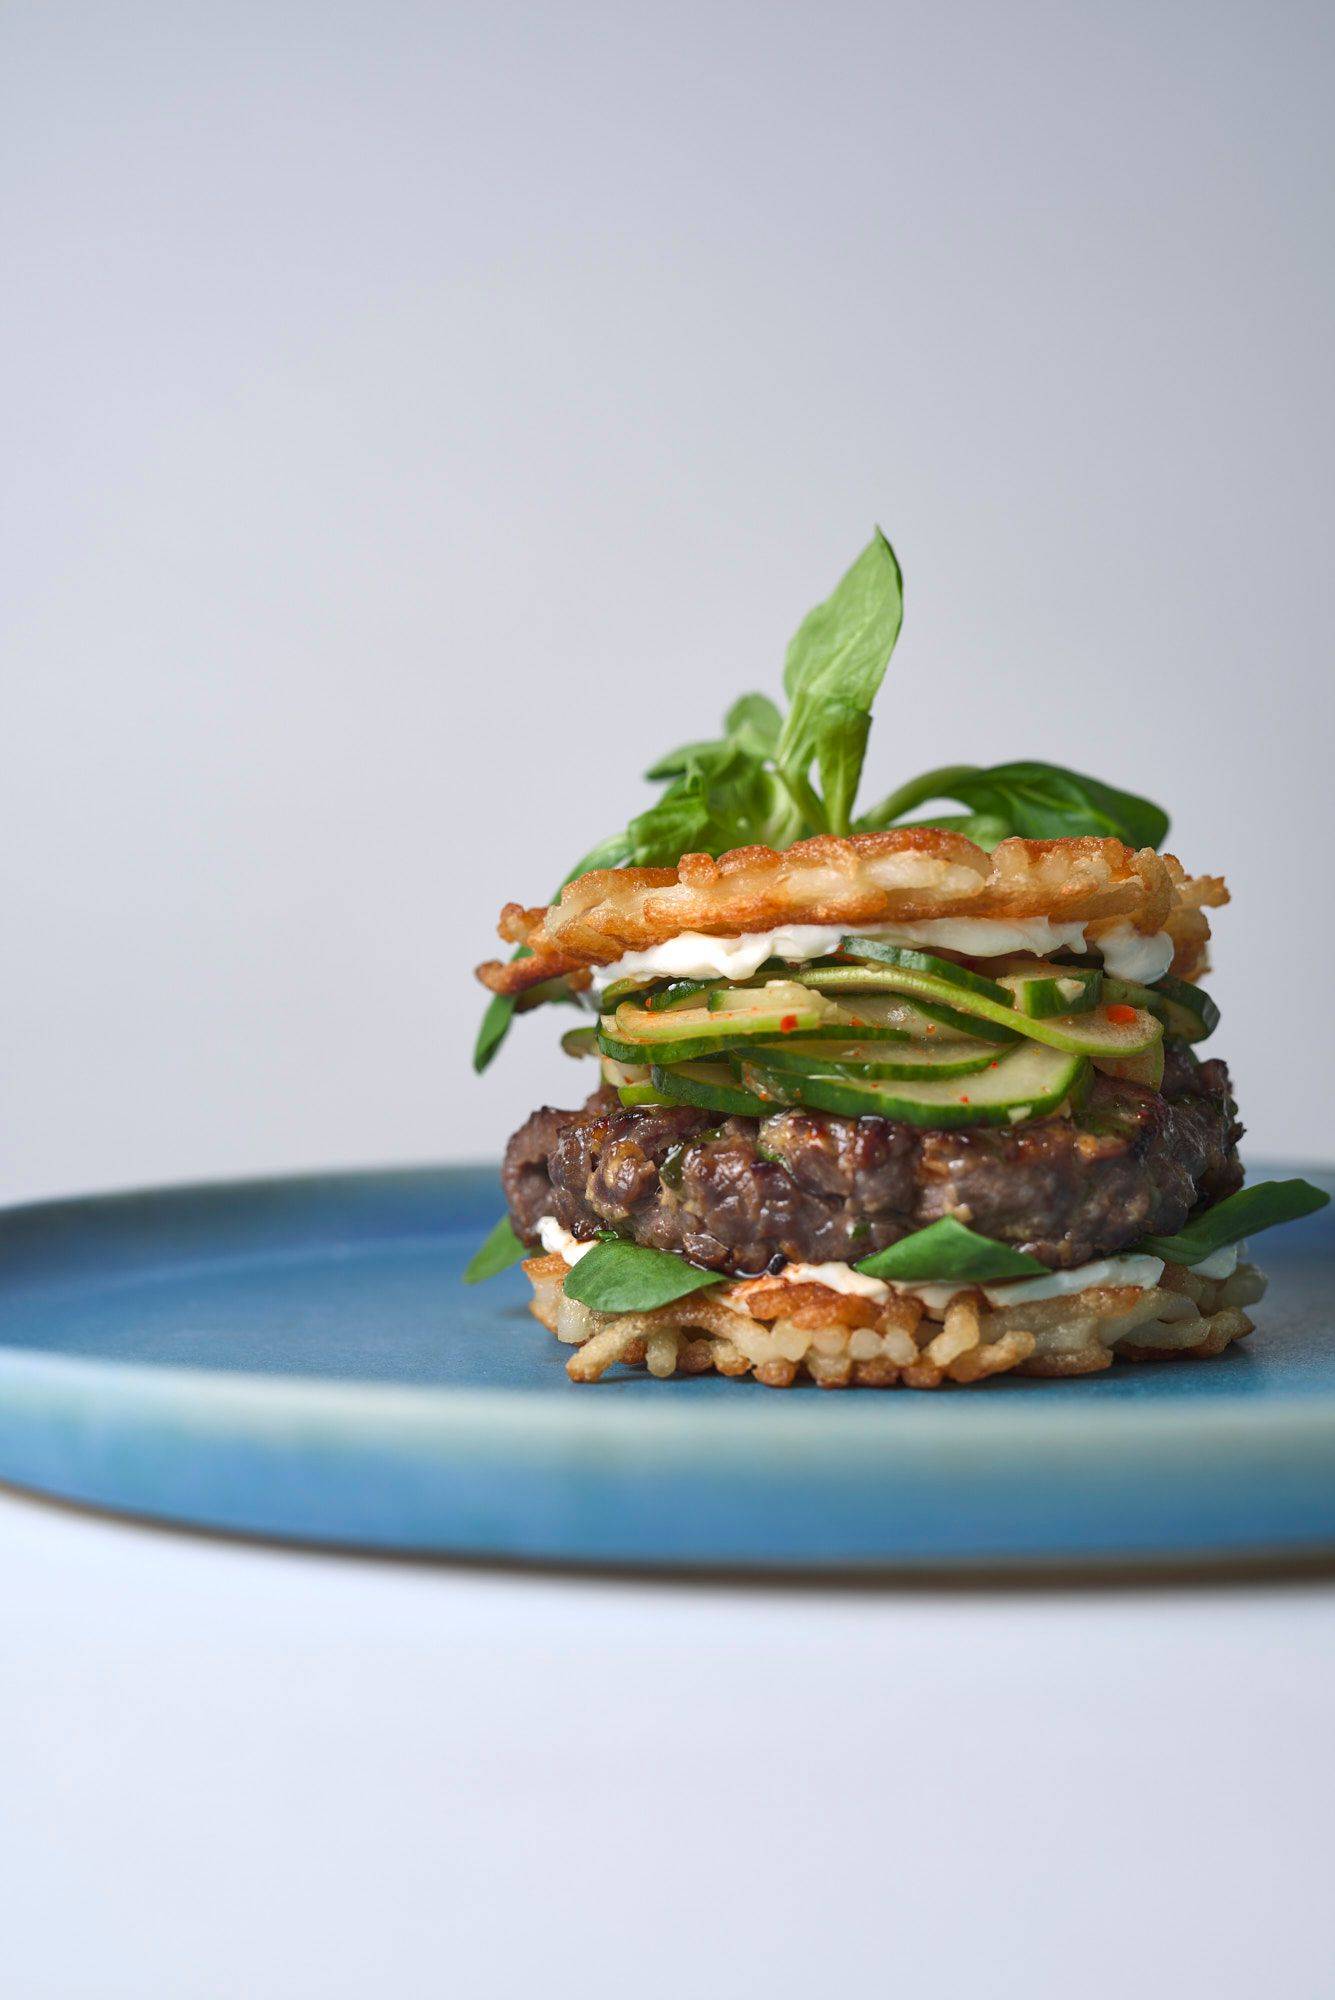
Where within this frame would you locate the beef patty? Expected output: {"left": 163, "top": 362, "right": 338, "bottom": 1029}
{"left": 502, "top": 1043, "right": 1244, "bottom": 1275}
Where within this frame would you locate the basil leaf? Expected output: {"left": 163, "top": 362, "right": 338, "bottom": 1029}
{"left": 643, "top": 739, "right": 734, "bottom": 782}
{"left": 563, "top": 1240, "right": 723, "bottom": 1312}
{"left": 1138, "top": 1179, "right": 1330, "bottom": 1264}
{"left": 776, "top": 531, "right": 904, "bottom": 835}
{"left": 951, "top": 763, "right": 1169, "bottom": 849}
{"left": 473, "top": 987, "right": 521, "bottom": 1074}
{"left": 463, "top": 1215, "right": 529, "bottom": 1284}
{"left": 724, "top": 691, "right": 782, "bottom": 758}
{"left": 858, "top": 761, "right": 1169, "bottom": 851}
{"left": 856, "top": 1218, "right": 1048, "bottom": 1283}
{"left": 646, "top": 693, "right": 782, "bottom": 781}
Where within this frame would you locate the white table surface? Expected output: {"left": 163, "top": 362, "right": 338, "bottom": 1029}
{"left": 2, "top": 1486, "right": 1331, "bottom": 2000}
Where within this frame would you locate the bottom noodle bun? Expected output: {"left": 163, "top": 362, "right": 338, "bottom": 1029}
{"left": 520, "top": 1254, "right": 1267, "bottom": 1389}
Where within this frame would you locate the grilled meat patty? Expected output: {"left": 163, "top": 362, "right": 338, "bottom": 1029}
{"left": 502, "top": 1043, "right": 1244, "bottom": 1276}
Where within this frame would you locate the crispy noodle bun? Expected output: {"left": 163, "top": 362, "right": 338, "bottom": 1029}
{"left": 522, "top": 1255, "right": 1266, "bottom": 1389}
{"left": 477, "top": 830, "right": 1227, "bottom": 996}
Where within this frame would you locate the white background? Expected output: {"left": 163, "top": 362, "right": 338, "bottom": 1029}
{"left": 3, "top": 1497, "right": 1333, "bottom": 2000}
{"left": 3, "top": 0, "right": 1333, "bottom": 1200}
{"left": 2, "top": 9, "right": 1333, "bottom": 1998}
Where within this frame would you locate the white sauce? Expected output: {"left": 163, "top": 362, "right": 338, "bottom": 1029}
{"left": 777, "top": 1260, "right": 890, "bottom": 1301}
{"left": 902, "top": 1280, "right": 977, "bottom": 1313}
{"left": 589, "top": 917, "right": 1174, "bottom": 994}
{"left": 1092, "top": 922, "right": 1175, "bottom": 984}
{"left": 536, "top": 1216, "right": 598, "bottom": 1266}
{"left": 737, "top": 1249, "right": 1168, "bottom": 1312}
{"left": 589, "top": 924, "right": 849, "bottom": 993}
{"left": 1189, "top": 1241, "right": 1242, "bottom": 1280}
{"left": 892, "top": 1252, "right": 1166, "bottom": 1311}
{"left": 979, "top": 1253, "right": 1165, "bottom": 1306}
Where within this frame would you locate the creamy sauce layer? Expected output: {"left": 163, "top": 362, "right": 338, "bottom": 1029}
{"left": 589, "top": 917, "right": 1174, "bottom": 994}
{"left": 537, "top": 1216, "right": 599, "bottom": 1265}
{"left": 1189, "top": 1241, "right": 1242, "bottom": 1280}
{"left": 900, "top": 1253, "right": 1167, "bottom": 1311}
{"left": 774, "top": 1260, "right": 891, "bottom": 1301}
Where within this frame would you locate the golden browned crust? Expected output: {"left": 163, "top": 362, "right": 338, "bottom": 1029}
{"left": 519, "top": 1254, "right": 1264, "bottom": 1389}
{"left": 476, "top": 831, "right": 1227, "bottom": 993}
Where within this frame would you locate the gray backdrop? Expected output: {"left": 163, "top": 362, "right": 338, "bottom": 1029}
{"left": 3, "top": 0, "right": 1332, "bottom": 1200}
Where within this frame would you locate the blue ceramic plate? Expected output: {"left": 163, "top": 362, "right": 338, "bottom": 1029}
{"left": 0, "top": 1163, "right": 1331, "bottom": 1569}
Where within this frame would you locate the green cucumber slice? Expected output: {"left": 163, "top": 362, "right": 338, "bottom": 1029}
{"left": 1102, "top": 974, "right": 1219, "bottom": 1043}
{"left": 601, "top": 1054, "right": 653, "bottom": 1090}
{"left": 1003, "top": 1002, "right": 1162, "bottom": 1057}
{"left": 617, "top": 1081, "right": 675, "bottom": 1107}
{"left": 715, "top": 987, "right": 913, "bottom": 1043}
{"left": 604, "top": 1052, "right": 673, "bottom": 1105}
{"left": 989, "top": 957, "right": 1103, "bottom": 1019}
{"left": 643, "top": 978, "right": 719, "bottom": 1012}
{"left": 608, "top": 989, "right": 836, "bottom": 1064}
{"left": 1092, "top": 1041, "right": 1165, "bottom": 1089}
{"left": 601, "top": 975, "right": 723, "bottom": 1011}
{"left": 599, "top": 976, "right": 656, "bottom": 1009}
{"left": 560, "top": 1025, "right": 599, "bottom": 1059}
{"left": 737, "top": 1042, "right": 1089, "bottom": 1128}
{"left": 649, "top": 1062, "right": 772, "bottom": 1118}
{"left": 747, "top": 1036, "right": 1000, "bottom": 1081}
{"left": 791, "top": 966, "right": 1022, "bottom": 1044}
{"left": 753, "top": 959, "right": 1161, "bottom": 1057}
{"left": 839, "top": 938, "right": 1013, "bottom": 1004}
{"left": 704, "top": 978, "right": 835, "bottom": 1019}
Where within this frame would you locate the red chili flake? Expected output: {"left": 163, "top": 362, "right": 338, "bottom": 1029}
{"left": 989, "top": 1061, "right": 1000, "bottom": 1069}
{"left": 1106, "top": 1003, "right": 1138, "bottom": 1025}
{"left": 780, "top": 1013, "right": 798, "bottom": 1033}
{"left": 958, "top": 1094, "right": 971, "bottom": 1104}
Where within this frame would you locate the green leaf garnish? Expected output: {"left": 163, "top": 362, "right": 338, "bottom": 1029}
{"left": 463, "top": 1215, "right": 529, "bottom": 1284}
{"left": 855, "top": 1217, "right": 1048, "bottom": 1284}
{"left": 1137, "top": 1178, "right": 1330, "bottom": 1264}
{"left": 858, "top": 760, "right": 1168, "bottom": 851}
{"left": 473, "top": 988, "right": 521, "bottom": 1075}
{"left": 562, "top": 1240, "right": 723, "bottom": 1313}
{"left": 776, "top": 530, "right": 904, "bottom": 837}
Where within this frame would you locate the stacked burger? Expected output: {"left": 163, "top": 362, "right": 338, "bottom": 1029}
{"left": 468, "top": 535, "right": 1326, "bottom": 1387}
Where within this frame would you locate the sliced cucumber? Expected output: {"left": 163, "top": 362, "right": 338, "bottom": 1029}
{"left": 601, "top": 974, "right": 723, "bottom": 1011}
{"left": 1102, "top": 973, "right": 1219, "bottom": 1043}
{"left": 704, "top": 978, "right": 835, "bottom": 1019}
{"left": 990, "top": 957, "right": 1103, "bottom": 1019}
{"left": 618, "top": 1081, "right": 675, "bottom": 1107}
{"left": 601, "top": 1054, "right": 653, "bottom": 1090}
{"left": 1156, "top": 974, "right": 1219, "bottom": 1040}
{"left": 747, "top": 1037, "right": 1000, "bottom": 1081}
{"left": 1003, "top": 1002, "right": 1163, "bottom": 1057}
{"left": 598, "top": 1011, "right": 739, "bottom": 1065}
{"left": 761, "top": 958, "right": 1161, "bottom": 1057}
{"left": 737, "top": 1042, "right": 1089, "bottom": 1128}
{"left": 599, "top": 976, "right": 656, "bottom": 1009}
{"left": 840, "top": 937, "right": 1013, "bottom": 1005}
{"left": 1092, "top": 1041, "right": 1165, "bottom": 1089}
{"left": 644, "top": 978, "right": 720, "bottom": 1012}
{"left": 561, "top": 1025, "right": 599, "bottom": 1059}
{"left": 649, "top": 1061, "right": 772, "bottom": 1118}
{"left": 792, "top": 966, "right": 1022, "bottom": 1045}
{"left": 607, "top": 988, "right": 836, "bottom": 1064}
